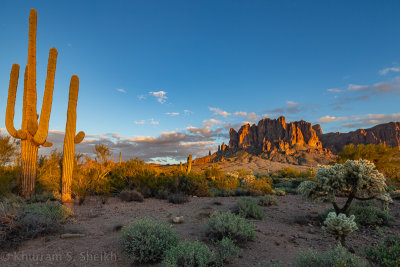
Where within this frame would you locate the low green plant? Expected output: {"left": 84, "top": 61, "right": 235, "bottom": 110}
{"left": 214, "top": 237, "right": 240, "bottom": 266}
{"left": 258, "top": 195, "right": 277, "bottom": 206}
{"left": 162, "top": 240, "right": 214, "bottom": 267}
{"left": 235, "top": 197, "right": 264, "bottom": 220}
{"left": 363, "top": 236, "right": 400, "bottom": 267}
{"left": 120, "top": 218, "right": 179, "bottom": 264}
{"left": 349, "top": 200, "right": 393, "bottom": 226}
{"left": 205, "top": 211, "right": 255, "bottom": 244}
{"left": 322, "top": 212, "right": 357, "bottom": 246}
{"left": 295, "top": 244, "right": 368, "bottom": 267}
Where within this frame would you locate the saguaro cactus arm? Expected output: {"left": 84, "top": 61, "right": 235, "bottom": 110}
{"left": 6, "top": 64, "right": 27, "bottom": 140}
{"left": 74, "top": 131, "right": 85, "bottom": 144}
{"left": 33, "top": 47, "right": 58, "bottom": 145}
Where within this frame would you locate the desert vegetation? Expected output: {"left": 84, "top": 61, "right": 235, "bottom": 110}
{"left": 1, "top": 7, "right": 400, "bottom": 267}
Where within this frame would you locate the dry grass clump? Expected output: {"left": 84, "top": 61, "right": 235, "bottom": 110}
{"left": 119, "top": 190, "right": 144, "bottom": 202}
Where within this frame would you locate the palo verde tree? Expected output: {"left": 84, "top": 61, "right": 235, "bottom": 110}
{"left": 6, "top": 9, "right": 57, "bottom": 197}
{"left": 298, "top": 159, "right": 390, "bottom": 215}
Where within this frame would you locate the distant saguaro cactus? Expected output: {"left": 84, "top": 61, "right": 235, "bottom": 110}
{"left": 61, "top": 76, "right": 85, "bottom": 202}
{"left": 186, "top": 154, "right": 192, "bottom": 175}
{"left": 179, "top": 161, "right": 183, "bottom": 172}
{"left": 119, "top": 151, "right": 122, "bottom": 165}
{"left": 6, "top": 9, "right": 57, "bottom": 197}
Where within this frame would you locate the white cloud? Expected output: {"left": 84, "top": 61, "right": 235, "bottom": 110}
{"left": 137, "top": 94, "right": 146, "bottom": 100}
{"left": 149, "top": 91, "right": 167, "bottom": 104}
{"left": 184, "top": 110, "right": 193, "bottom": 114}
{"left": 317, "top": 115, "right": 348, "bottom": 124}
{"left": 209, "top": 107, "right": 231, "bottom": 117}
{"left": 327, "top": 88, "right": 344, "bottom": 93}
{"left": 233, "top": 111, "right": 247, "bottom": 116}
{"left": 202, "top": 118, "right": 222, "bottom": 127}
{"left": 347, "top": 84, "right": 366, "bottom": 91}
{"left": 134, "top": 120, "right": 145, "bottom": 125}
{"left": 116, "top": 88, "right": 126, "bottom": 93}
{"left": 379, "top": 67, "right": 400, "bottom": 75}
{"left": 166, "top": 112, "right": 180, "bottom": 116}
{"left": 150, "top": 118, "right": 159, "bottom": 125}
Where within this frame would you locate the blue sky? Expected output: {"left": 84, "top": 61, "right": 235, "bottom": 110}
{"left": 1, "top": 0, "right": 400, "bottom": 163}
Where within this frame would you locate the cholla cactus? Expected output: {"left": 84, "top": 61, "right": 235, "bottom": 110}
{"left": 376, "top": 193, "right": 393, "bottom": 212}
{"left": 323, "top": 212, "right": 358, "bottom": 246}
{"left": 298, "top": 159, "right": 388, "bottom": 214}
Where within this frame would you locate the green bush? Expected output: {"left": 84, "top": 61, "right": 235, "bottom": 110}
{"left": 17, "top": 201, "right": 73, "bottom": 235}
{"left": 363, "top": 236, "right": 400, "bottom": 267}
{"left": 214, "top": 237, "right": 240, "bottom": 266}
{"left": 162, "top": 240, "right": 214, "bottom": 267}
{"left": 258, "top": 195, "right": 277, "bottom": 206}
{"left": 209, "top": 188, "right": 235, "bottom": 197}
{"left": 120, "top": 218, "right": 179, "bottom": 264}
{"left": 205, "top": 211, "right": 255, "bottom": 244}
{"left": 349, "top": 200, "right": 393, "bottom": 226}
{"left": 0, "top": 167, "right": 18, "bottom": 198}
{"left": 295, "top": 244, "right": 368, "bottom": 267}
{"left": 235, "top": 197, "right": 264, "bottom": 220}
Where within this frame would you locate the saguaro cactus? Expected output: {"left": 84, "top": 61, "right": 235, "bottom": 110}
{"left": 179, "top": 161, "right": 183, "bottom": 172}
{"left": 61, "top": 76, "right": 85, "bottom": 202}
{"left": 6, "top": 9, "right": 57, "bottom": 197}
{"left": 186, "top": 154, "right": 192, "bottom": 175}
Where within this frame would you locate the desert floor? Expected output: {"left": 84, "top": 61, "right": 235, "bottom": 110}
{"left": 2, "top": 194, "right": 399, "bottom": 267}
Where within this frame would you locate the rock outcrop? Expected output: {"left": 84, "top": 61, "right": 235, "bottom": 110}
{"left": 317, "top": 122, "right": 400, "bottom": 153}
{"left": 205, "top": 117, "right": 400, "bottom": 167}
{"left": 227, "top": 116, "right": 324, "bottom": 154}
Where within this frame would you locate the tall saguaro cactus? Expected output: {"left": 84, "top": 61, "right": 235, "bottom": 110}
{"left": 186, "top": 154, "right": 192, "bottom": 175}
{"left": 61, "top": 76, "right": 85, "bottom": 203}
{"left": 6, "top": 9, "right": 57, "bottom": 197}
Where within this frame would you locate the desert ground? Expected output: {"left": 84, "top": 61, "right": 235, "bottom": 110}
{"left": 2, "top": 194, "right": 399, "bottom": 267}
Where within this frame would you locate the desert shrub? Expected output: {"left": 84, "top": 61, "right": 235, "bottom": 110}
{"left": 206, "top": 166, "right": 239, "bottom": 191}
{"left": 178, "top": 174, "right": 210, "bottom": 197}
{"left": 322, "top": 212, "right": 358, "bottom": 246}
{"left": 214, "top": 237, "right": 240, "bottom": 266}
{"left": 349, "top": 200, "right": 393, "bottom": 226}
{"left": 363, "top": 236, "right": 400, "bottom": 267}
{"left": 26, "top": 191, "right": 58, "bottom": 203}
{"left": 37, "top": 150, "right": 62, "bottom": 193}
{"left": 258, "top": 195, "right": 277, "bottom": 206}
{"left": 295, "top": 244, "right": 368, "bottom": 267}
{"left": 209, "top": 188, "right": 235, "bottom": 197}
{"left": 119, "top": 189, "right": 144, "bottom": 202}
{"left": 298, "top": 159, "right": 390, "bottom": 215}
{"left": 339, "top": 144, "right": 400, "bottom": 185}
{"left": 8, "top": 201, "right": 74, "bottom": 244}
{"left": 273, "top": 179, "right": 302, "bottom": 194}
{"left": 120, "top": 218, "right": 179, "bottom": 264}
{"left": 205, "top": 211, "right": 255, "bottom": 244}
{"left": 235, "top": 197, "right": 264, "bottom": 220}
{"left": 246, "top": 178, "right": 273, "bottom": 195}
{"left": 168, "top": 193, "right": 189, "bottom": 204}
{"left": 162, "top": 240, "right": 214, "bottom": 267}
{"left": 0, "top": 167, "right": 18, "bottom": 198}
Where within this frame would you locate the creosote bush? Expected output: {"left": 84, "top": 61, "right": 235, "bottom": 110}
{"left": 235, "top": 197, "right": 264, "bottom": 220}
{"left": 323, "top": 212, "right": 357, "bottom": 246}
{"left": 295, "top": 244, "right": 368, "bottom": 267}
{"left": 205, "top": 211, "right": 255, "bottom": 244}
{"left": 162, "top": 240, "right": 214, "bottom": 267}
{"left": 214, "top": 237, "right": 240, "bottom": 266}
{"left": 120, "top": 218, "right": 179, "bottom": 264}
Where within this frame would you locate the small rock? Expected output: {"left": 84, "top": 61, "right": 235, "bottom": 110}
{"left": 172, "top": 216, "right": 184, "bottom": 224}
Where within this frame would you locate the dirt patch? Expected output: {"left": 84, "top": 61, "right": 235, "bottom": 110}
{"left": 1, "top": 195, "right": 399, "bottom": 266}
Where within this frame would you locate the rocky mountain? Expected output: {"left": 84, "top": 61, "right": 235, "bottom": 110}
{"left": 208, "top": 117, "right": 400, "bottom": 166}
{"left": 316, "top": 122, "right": 400, "bottom": 153}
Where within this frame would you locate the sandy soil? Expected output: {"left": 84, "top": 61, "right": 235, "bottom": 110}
{"left": 2, "top": 195, "right": 399, "bottom": 267}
